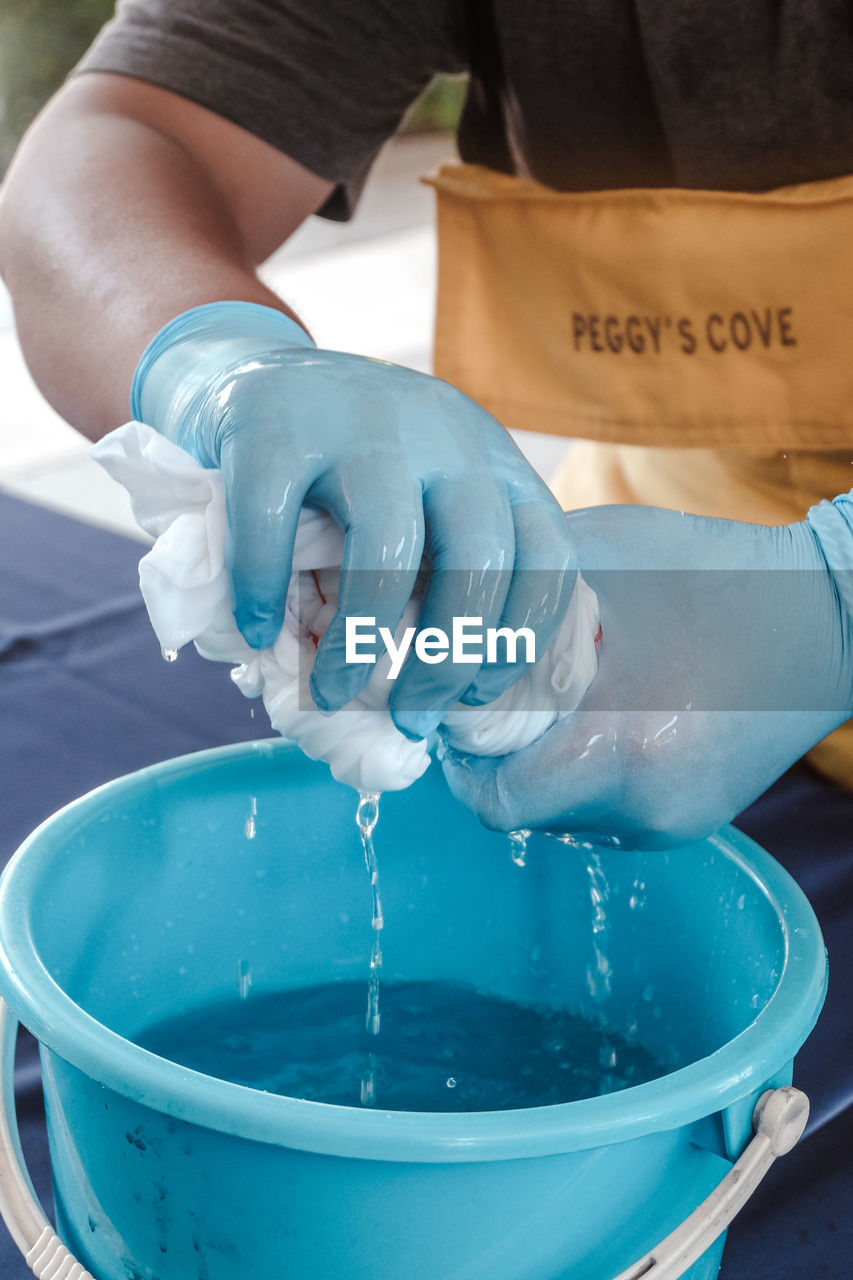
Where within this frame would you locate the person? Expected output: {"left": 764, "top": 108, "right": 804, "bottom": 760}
{"left": 1, "top": 0, "right": 852, "bottom": 844}
{"left": 0, "top": 13, "right": 851, "bottom": 1280}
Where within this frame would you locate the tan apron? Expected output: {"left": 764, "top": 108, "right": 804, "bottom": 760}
{"left": 426, "top": 162, "right": 853, "bottom": 786}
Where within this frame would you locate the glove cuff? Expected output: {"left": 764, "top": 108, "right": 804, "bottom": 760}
{"left": 130, "top": 301, "right": 315, "bottom": 456}
{"left": 805, "top": 494, "right": 853, "bottom": 621}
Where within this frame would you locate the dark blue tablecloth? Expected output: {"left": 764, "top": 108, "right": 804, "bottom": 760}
{"left": 0, "top": 493, "right": 850, "bottom": 1279}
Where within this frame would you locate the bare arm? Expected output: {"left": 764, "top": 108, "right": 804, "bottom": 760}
{"left": 0, "top": 75, "right": 578, "bottom": 736}
{"left": 0, "top": 73, "right": 334, "bottom": 439}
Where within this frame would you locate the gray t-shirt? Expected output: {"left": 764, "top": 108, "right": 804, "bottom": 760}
{"left": 77, "top": 0, "right": 853, "bottom": 219}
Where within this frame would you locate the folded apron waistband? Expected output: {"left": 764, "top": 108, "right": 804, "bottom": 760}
{"left": 427, "top": 162, "right": 853, "bottom": 449}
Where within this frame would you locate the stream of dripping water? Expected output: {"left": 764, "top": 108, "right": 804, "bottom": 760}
{"left": 356, "top": 791, "right": 383, "bottom": 1106}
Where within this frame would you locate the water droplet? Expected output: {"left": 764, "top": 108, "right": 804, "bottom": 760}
{"left": 360, "top": 1066, "right": 377, "bottom": 1107}
{"left": 236, "top": 959, "right": 252, "bottom": 1000}
{"left": 546, "top": 831, "right": 581, "bottom": 848}
{"left": 161, "top": 648, "right": 179, "bottom": 663}
{"left": 509, "top": 829, "right": 531, "bottom": 867}
{"left": 244, "top": 796, "right": 257, "bottom": 840}
{"left": 356, "top": 792, "right": 380, "bottom": 836}
{"left": 446, "top": 1077, "right": 457, "bottom": 1089}
{"left": 599, "top": 1045, "right": 618, "bottom": 1071}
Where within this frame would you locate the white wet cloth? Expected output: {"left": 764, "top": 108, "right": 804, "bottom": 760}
{"left": 92, "top": 423, "right": 601, "bottom": 792}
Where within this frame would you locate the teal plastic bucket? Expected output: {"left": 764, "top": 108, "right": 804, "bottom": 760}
{"left": 0, "top": 742, "right": 827, "bottom": 1280}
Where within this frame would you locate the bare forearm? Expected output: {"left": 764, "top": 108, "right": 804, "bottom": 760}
{"left": 0, "top": 78, "right": 330, "bottom": 439}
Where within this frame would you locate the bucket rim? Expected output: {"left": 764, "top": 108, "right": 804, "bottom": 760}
{"left": 0, "top": 741, "right": 828, "bottom": 1164}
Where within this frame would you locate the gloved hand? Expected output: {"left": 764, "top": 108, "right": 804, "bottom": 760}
{"left": 442, "top": 496, "right": 853, "bottom": 848}
{"left": 131, "top": 301, "right": 574, "bottom": 739}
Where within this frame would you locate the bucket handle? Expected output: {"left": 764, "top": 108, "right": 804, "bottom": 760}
{"left": 0, "top": 998, "right": 809, "bottom": 1280}
{"left": 0, "top": 1000, "right": 95, "bottom": 1279}
{"left": 611, "top": 1085, "right": 809, "bottom": 1280}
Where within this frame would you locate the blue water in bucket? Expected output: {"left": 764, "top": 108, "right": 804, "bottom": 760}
{"left": 0, "top": 741, "right": 827, "bottom": 1280}
{"left": 133, "top": 978, "right": 676, "bottom": 1112}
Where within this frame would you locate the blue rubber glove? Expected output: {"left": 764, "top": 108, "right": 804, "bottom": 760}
{"left": 131, "top": 301, "right": 574, "bottom": 737}
{"left": 442, "top": 496, "right": 853, "bottom": 848}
